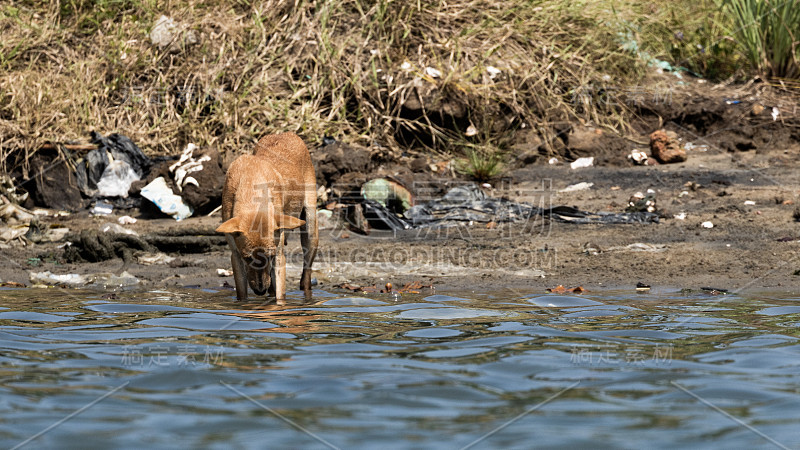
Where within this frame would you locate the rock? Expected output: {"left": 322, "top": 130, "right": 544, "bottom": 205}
{"left": 150, "top": 15, "right": 198, "bottom": 53}
{"left": 311, "top": 142, "right": 372, "bottom": 185}
{"left": 511, "top": 129, "right": 543, "bottom": 165}
{"left": 25, "top": 149, "right": 85, "bottom": 211}
{"left": 567, "top": 125, "right": 604, "bottom": 155}
{"left": 649, "top": 130, "right": 686, "bottom": 164}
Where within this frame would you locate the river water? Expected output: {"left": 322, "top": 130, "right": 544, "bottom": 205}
{"left": 1, "top": 286, "right": 798, "bottom": 449}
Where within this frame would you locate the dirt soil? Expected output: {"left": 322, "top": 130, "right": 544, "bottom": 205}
{"left": 3, "top": 79, "right": 800, "bottom": 296}
{"left": 3, "top": 148, "right": 800, "bottom": 296}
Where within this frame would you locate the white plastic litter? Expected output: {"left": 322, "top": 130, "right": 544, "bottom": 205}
{"left": 140, "top": 177, "right": 193, "bottom": 221}
{"left": 169, "top": 143, "right": 210, "bottom": 192}
{"left": 138, "top": 253, "right": 176, "bottom": 265}
{"left": 118, "top": 215, "right": 137, "bottom": 225}
{"left": 217, "top": 268, "right": 233, "bottom": 277}
{"left": 570, "top": 157, "right": 594, "bottom": 169}
{"left": 30, "top": 271, "right": 87, "bottom": 287}
{"left": 744, "top": 200, "right": 756, "bottom": 206}
{"left": 673, "top": 212, "right": 686, "bottom": 220}
{"left": 559, "top": 182, "right": 594, "bottom": 193}
{"left": 701, "top": 221, "right": 714, "bottom": 228}
{"left": 628, "top": 149, "right": 648, "bottom": 165}
{"left": 100, "top": 222, "right": 138, "bottom": 236}
{"left": 90, "top": 201, "right": 113, "bottom": 216}
{"left": 96, "top": 160, "right": 140, "bottom": 198}
{"left": 425, "top": 67, "right": 442, "bottom": 78}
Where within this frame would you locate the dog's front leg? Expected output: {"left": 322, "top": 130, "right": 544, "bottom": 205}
{"left": 226, "top": 236, "right": 248, "bottom": 301}
{"left": 274, "top": 229, "right": 287, "bottom": 300}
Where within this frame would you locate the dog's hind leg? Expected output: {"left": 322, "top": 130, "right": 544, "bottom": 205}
{"left": 299, "top": 199, "right": 318, "bottom": 296}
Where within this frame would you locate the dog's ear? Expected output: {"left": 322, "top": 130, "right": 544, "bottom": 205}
{"left": 275, "top": 214, "right": 305, "bottom": 230}
{"left": 216, "top": 217, "right": 242, "bottom": 234}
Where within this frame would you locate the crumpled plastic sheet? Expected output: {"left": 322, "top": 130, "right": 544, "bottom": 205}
{"left": 75, "top": 132, "right": 152, "bottom": 198}
{"left": 365, "top": 184, "right": 659, "bottom": 230}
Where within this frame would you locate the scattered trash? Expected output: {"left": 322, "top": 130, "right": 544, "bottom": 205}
{"left": 628, "top": 149, "right": 648, "bottom": 165}
{"left": 140, "top": 177, "right": 193, "bottom": 221}
{"left": 0, "top": 226, "right": 28, "bottom": 244}
{"left": 30, "top": 271, "right": 87, "bottom": 287}
{"left": 627, "top": 191, "right": 657, "bottom": 213}
{"left": 361, "top": 178, "right": 414, "bottom": 213}
{"left": 465, "top": 125, "right": 478, "bottom": 136}
{"left": 570, "top": 156, "right": 594, "bottom": 169}
{"left": 650, "top": 129, "right": 686, "bottom": 164}
{"left": 559, "top": 182, "right": 593, "bottom": 193}
{"left": 636, "top": 282, "right": 651, "bottom": 292}
{"left": 0, "top": 202, "right": 35, "bottom": 224}
{"left": 486, "top": 66, "right": 502, "bottom": 79}
{"left": 404, "top": 184, "right": 659, "bottom": 227}
{"left": 169, "top": 144, "right": 209, "bottom": 192}
{"left": 744, "top": 200, "right": 756, "bottom": 206}
{"left": 96, "top": 160, "right": 140, "bottom": 198}
{"left": 217, "top": 268, "right": 233, "bottom": 277}
{"left": 424, "top": 67, "right": 442, "bottom": 78}
{"left": 118, "top": 215, "right": 137, "bottom": 225}
{"left": 701, "top": 221, "right": 714, "bottom": 228}
{"left": 771, "top": 107, "right": 779, "bottom": 121}
{"left": 546, "top": 285, "right": 585, "bottom": 294}
{"left": 683, "top": 142, "right": 708, "bottom": 152}
{"left": 100, "top": 222, "right": 138, "bottom": 236}
{"left": 138, "top": 253, "right": 176, "bottom": 265}
{"left": 0, "top": 175, "right": 29, "bottom": 205}
{"left": 90, "top": 201, "right": 114, "bottom": 216}
{"left": 583, "top": 242, "right": 602, "bottom": 255}
{"left": 700, "top": 287, "right": 728, "bottom": 295}
{"left": 548, "top": 157, "right": 558, "bottom": 165}
{"left": 30, "top": 270, "right": 138, "bottom": 288}
{"left": 606, "top": 242, "right": 667, "bottom": 252}
{"left": 317, "top": 185, "right": 329, "bottom": 204}
{"left": 0, "top": 281, "right": 26, "bottom": 288}
{"left": 76, "top": 132, "right": 152, "bottom": 199}
{"left": 317, "top": 209, "right": 336, "bottom": 230}
{"left": 674, "top": 212, "right": 686, "bottom": 220}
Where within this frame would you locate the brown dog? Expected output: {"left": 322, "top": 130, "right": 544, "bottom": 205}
{"left": 216, "top": 132, "right": 318, "bottom": 300}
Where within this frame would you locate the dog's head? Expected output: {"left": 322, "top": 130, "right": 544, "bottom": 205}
{"left": 216, "top": 210, "right": 305, "bottom": 295}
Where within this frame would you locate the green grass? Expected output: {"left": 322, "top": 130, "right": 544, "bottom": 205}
{"left": 719, "top": 0, "right": 800, "bottom": 79}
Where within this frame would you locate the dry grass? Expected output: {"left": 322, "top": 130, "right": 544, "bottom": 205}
{"left": 0, "top": 0, "right": 737, "bottom": 177}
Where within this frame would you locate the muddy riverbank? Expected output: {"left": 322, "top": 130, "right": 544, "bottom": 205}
{"left": 3, "top": 147, "right": 799, "bottom": 296}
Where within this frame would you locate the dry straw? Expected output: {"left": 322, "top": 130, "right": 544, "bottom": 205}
{"left": 0, "top": 0, "right": 766, "bottom": 177}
